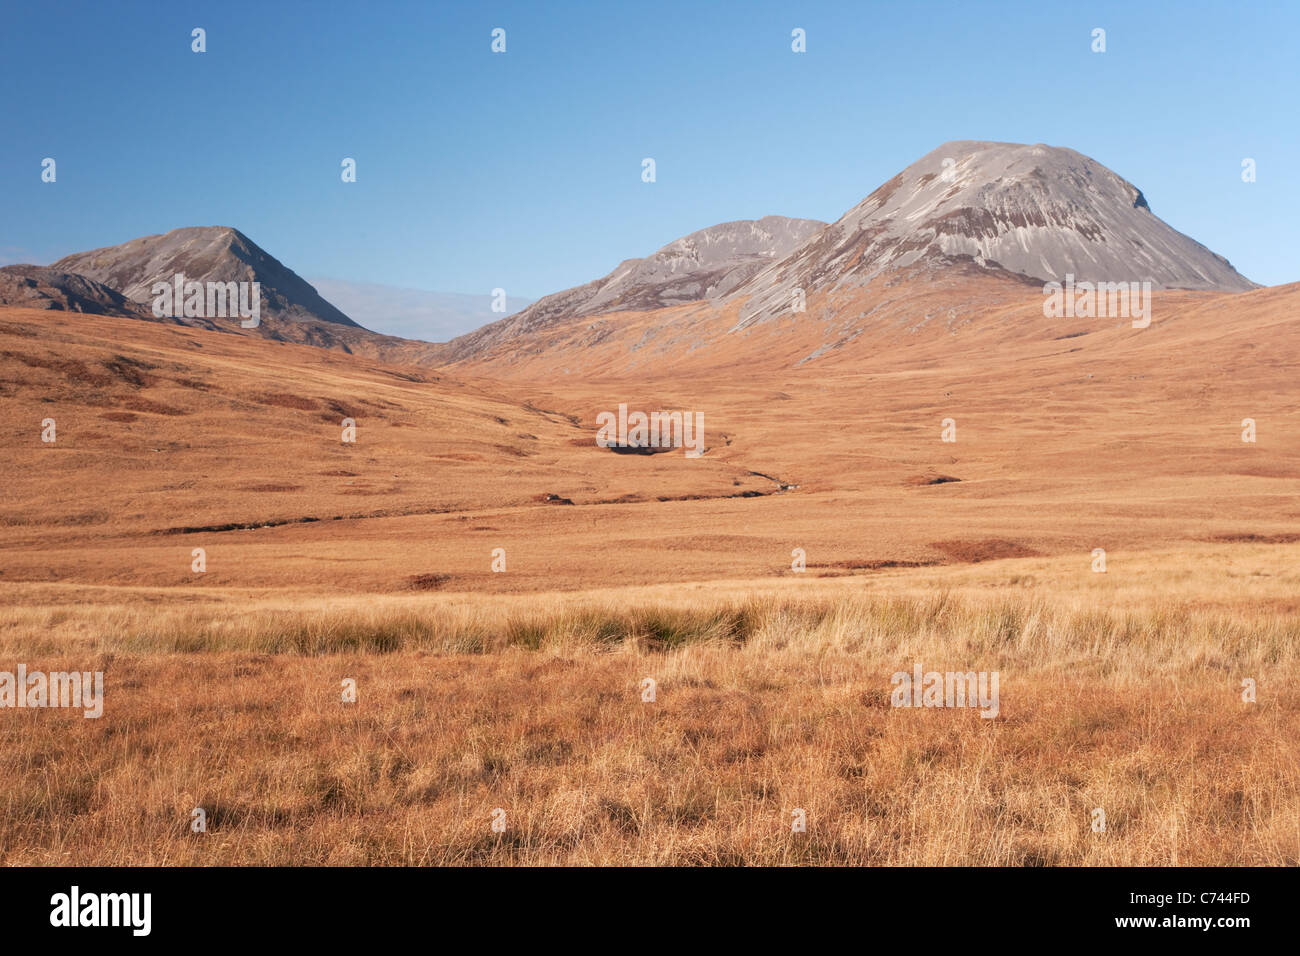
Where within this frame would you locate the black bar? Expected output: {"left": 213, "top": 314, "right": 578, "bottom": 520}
{"left": 0, "top": 866, "right": 1281, "bottom": 943}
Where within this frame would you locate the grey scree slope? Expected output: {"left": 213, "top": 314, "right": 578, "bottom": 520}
{"left": 729, "top": 140, "right": 1257, "bottom": 325}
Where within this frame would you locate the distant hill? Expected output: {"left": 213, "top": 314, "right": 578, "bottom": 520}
{"left": 52, "top": 226, "right": 361, "bottom": 330}
{"left": 307, "top": 279, "right": 533, "bottom": 343}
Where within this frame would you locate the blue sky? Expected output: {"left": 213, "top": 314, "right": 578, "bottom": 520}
{"left": 2, "top": 0, "right": 1297, "bottom": 296}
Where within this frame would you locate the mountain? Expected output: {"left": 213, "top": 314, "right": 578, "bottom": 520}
{"left": 15, "top": 143, "right": 1262, "bottom": 375}
{"left": 731, "top": 141, "right": 1257, "bottom": 325}
{"left": 52, "top": 226, "right": 361, "bottom": 330}
{"left": 306, "top": 279, "right": 533, "bottom": 342}
{"left": 0, "top": 265, "right": 151, "bottom": 318}
{"left": 439, "top": 141, "right": 1261, "bottom": 374}
{"left": 445, "top": 216, "right": 824, "bottom": 360}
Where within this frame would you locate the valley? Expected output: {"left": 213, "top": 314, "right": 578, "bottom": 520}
{"left": 2, "top": 139, "right": 1296, "bottom": 866}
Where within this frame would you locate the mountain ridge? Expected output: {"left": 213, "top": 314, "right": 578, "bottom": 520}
{"left": 441, "top": 140, "right": 1259, "bottom": 367}
{"left": 7, "top": 142, "right": 1266, "bottom": 374}
{"left": 445, "top": 215, "right": 825, "bottom": 360}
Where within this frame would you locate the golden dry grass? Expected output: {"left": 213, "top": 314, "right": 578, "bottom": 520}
{"left": 2, "top": 549, "right": 1296, "bottom": 865}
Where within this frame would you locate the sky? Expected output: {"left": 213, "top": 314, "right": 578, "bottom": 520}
{"left": 2, "top": 0, "right": 1297, "bottom": 298}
